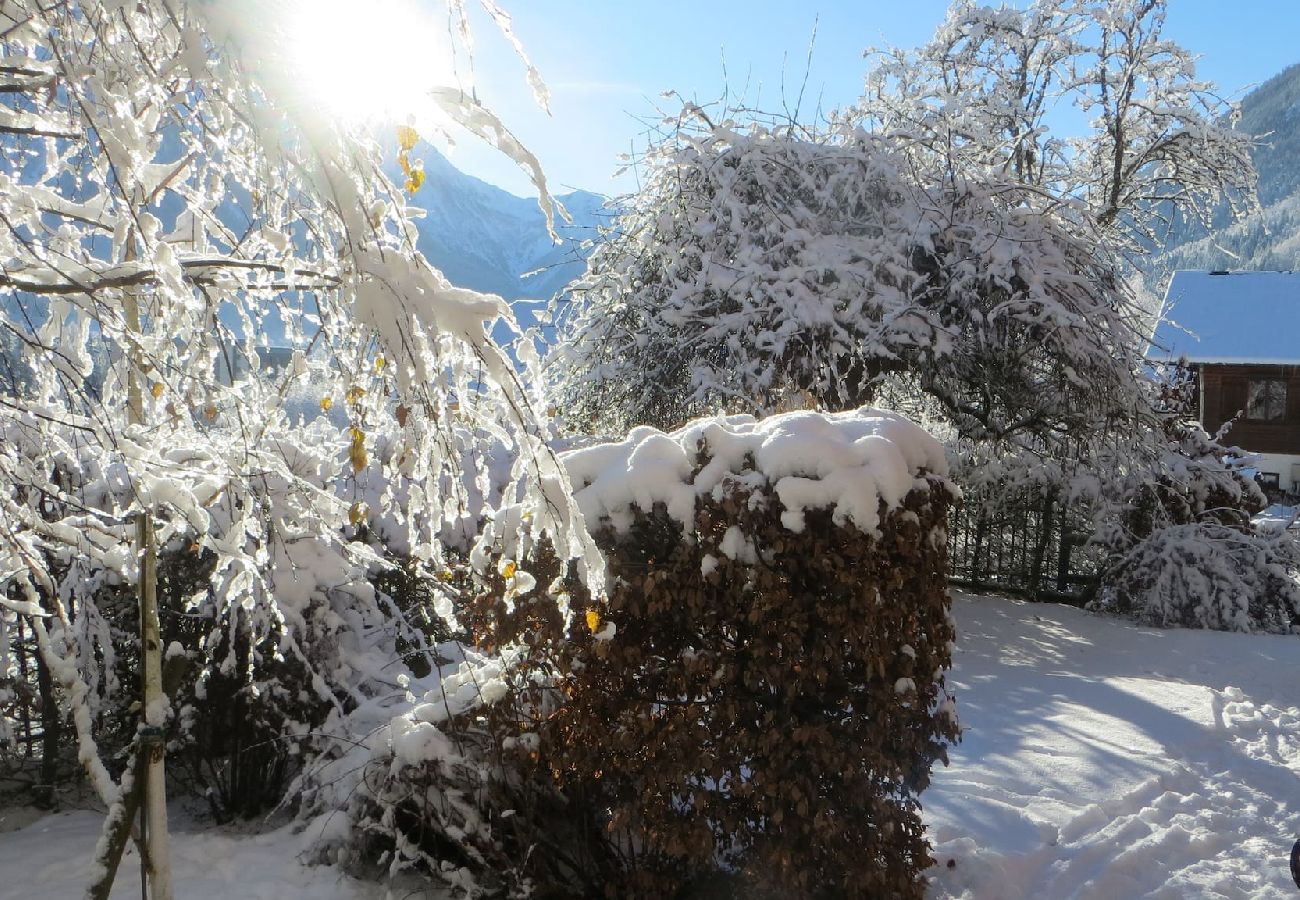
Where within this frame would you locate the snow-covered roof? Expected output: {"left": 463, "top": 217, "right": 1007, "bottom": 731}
{"left": 1148, "top": 270, "right": 1300, "bottom": 365}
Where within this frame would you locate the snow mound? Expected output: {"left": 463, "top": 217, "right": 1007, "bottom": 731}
{"left": 561, "top": 406, "right": 950, "bottom": 534}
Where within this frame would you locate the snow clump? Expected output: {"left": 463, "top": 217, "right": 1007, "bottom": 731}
{"left": 561, "top": 405, "right": 950, "bottom": 536}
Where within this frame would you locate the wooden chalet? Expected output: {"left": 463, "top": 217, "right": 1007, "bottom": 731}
{"left": 1148, "top": 270, "right": 1300, "bottom": 494}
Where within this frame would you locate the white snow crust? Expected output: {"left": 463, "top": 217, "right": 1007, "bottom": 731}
{"left": 560, "top": 406, "right": 949, "bottom": 535}
{"left": 1148, "top": 270, "right": 1300, "bottom": 365}
{"left": 927, "top": 592, "right": 1300, "bottom": 899}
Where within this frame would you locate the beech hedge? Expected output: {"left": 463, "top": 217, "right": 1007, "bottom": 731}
{"left": 471, "top": 450, "right": 959, "bottom": 897}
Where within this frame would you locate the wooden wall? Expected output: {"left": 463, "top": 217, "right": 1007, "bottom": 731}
{"left": 1199, "top": 364, "right": 1300, "bottom": 455}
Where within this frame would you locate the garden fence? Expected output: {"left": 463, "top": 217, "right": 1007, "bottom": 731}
{"left": 947, "top": 490, "right": 1102, "bottom": 604}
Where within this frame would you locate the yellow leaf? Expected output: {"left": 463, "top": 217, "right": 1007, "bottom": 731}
{"left": 150, "top": 382, "right": 164, "bottom": 399}
{"left": 348, "top": 501, "right": 367, "bottom": 525}
{"left": 375, "top": 356, "right": 386, "bottom": 371}
{"left": 396, "top": 124, "right": 419, "bottom": 152}
{"left": 349, "top": 427, "right": 367, "bottom": 472}
{"left": 586, "top": 608, "right": 600, "bottom": 633}
{"left": 405, "top": 169, "right": 426, "bottom": 194}
{"left": 501, "top": 560, "right": 517, "bottom": 580}
{"left": 320, "top": 396, "right": 333, "bottom": 412}
{"left": 346, "top": 385, "right": 366, "bottom": 405}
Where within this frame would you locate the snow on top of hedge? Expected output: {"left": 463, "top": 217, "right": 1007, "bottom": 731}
{"left": 561, "top": 406, "right": 949, "bottom": 535}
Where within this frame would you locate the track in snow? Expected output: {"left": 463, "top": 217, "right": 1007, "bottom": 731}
{"left": 927, "top": 593, "right": 1300, "bottom": 899}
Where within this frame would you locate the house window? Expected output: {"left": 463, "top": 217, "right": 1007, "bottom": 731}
{"left": 1247, "top": 379, "right": 1287, "bottom": 421}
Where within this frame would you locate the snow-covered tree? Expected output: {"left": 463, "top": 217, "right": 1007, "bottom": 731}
{"left": 550, "top": 111, "right": 1153, "bottom": 461}
{"left": 550, "top": 0, "right": 1260, "bottom": 469}
{"left": 853, "top": 0, "right": 1258, "bottom": 253}
{"left": 546, "top": 0, "right": 1293, "bottom": 635}
{"left": 0, "top": 0, "right": 598, "bottom": 894}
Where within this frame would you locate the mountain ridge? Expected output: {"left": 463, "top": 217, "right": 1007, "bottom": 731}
{"left": 1155, "top": 63, "right": 1300, "bottom": 277}
{"left": 411, "top": 146, "right": 611, "bottom": 310}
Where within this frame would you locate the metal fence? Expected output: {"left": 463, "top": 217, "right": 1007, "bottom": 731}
{"left": 947, "top": 491, "right": 1103, "bottom": 604}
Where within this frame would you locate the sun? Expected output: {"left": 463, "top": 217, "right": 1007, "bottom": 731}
{"left": 280, "top": 0, "right": 460, "bottom": 126}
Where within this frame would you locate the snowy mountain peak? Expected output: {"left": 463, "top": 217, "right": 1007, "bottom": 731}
{"left": 412, "top": 146, "right": 610, "bottom": 304}
{"left": 1156, "top": 62, "right": 1300, "bottom": 275}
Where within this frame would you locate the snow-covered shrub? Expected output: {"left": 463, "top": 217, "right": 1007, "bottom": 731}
{"left": 0, "top": 378, "right": 573, "bottom": 823}
{"left": 293, "top": 546, "right": 631, "bottom": 899}
{"left": 295, "top": 642, "right": 562, "bottom": 899}
{"left": 65, "top": 535, "right": 336, "bottom": 820}
{"left": 1089, "top": 424, "right": 1297, "bottom": 633}
{"left": 0, "top": 416, "right": 408, "bottom": 814}
{"left": 468, "top": 408, "right": 958, "bottom": 898}
{"left": 1097, "top": 524, "right": 1300, "bottom": 632}
{"left": 1084, "top": 362, "right": 1299, "bottom": 632}
{"left": 298, "top": 408, "right": 959, "bottom": 898}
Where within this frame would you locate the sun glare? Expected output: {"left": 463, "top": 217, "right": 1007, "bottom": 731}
{"left": 281, "top": 0, "right": 459, "bottom": 126}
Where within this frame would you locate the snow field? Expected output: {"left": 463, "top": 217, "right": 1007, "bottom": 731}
{"left": 928, "top": 593, "right": 1300, "bottom": 899}
{"left": 0, "top": 811, "right": 385, "bottom": 899}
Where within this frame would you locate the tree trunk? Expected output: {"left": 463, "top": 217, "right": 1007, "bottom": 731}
{"left": 86, "top": 655, "right": 186, "bottom": 900}
{"left": 136, "top": 510, "right": 172, "bottom": 899}
{"left": 35, "top": 642, "right": 58, "bottom": 809}
{"left": 124, "top": 276, "right": 173, "bottom": 900}
{"left": 1028, "top": 492, "right": 1057, "bottom": 600}
{"left": 85, "top": 745, "right": 146, "bottom": 900}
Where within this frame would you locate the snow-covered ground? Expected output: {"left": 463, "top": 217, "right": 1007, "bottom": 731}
{"left": 928, "top": 592, "right": 1300, "bottom": 899}
{"left": 1256, "top": 503, "right": 1300, "bottom": 531}
{"left": 3, "top": 591, "right": 1299, "bottom": 898}
{"left": 0, "top": 810, "right": 387, "bottom": 899}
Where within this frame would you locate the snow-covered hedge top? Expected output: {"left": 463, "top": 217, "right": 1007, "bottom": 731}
{"left": 562, "top": 407, "right": 950, "bottom": 535}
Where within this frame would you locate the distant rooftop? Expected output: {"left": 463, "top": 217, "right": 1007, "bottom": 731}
{"left": 1147, "top": 270, "right": 1300, "bottom": 365}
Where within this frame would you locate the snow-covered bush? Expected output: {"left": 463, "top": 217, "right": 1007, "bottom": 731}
{"left": 296, "top": 408, "right": 959, "bottom": 898}
{"left": 1087, "top": 381, "right": 1300, "bottom": 632}
{"left": 0, "top": 413, "right": 411, "bottom": 812}
{"left": 460, "top": 408, "right": 958, "bottom": 898}
{"left": 294, "top": 522, "right": 629, "bottom": 898}
{"left": 295, "top": 638, "right": 582, "bottom": 899}
{"left": 1096, "top": 524, "right": 1300, "bottom": 632}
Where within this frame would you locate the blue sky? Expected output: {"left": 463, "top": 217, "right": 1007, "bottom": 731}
{"left": 424, "top": 1, "right": 1300, "bottom": 199}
